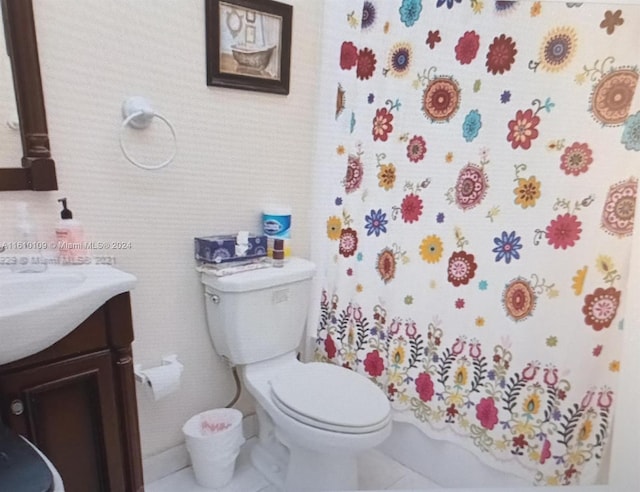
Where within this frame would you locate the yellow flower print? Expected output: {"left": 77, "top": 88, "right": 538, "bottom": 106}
{"left": 454, "top": 366, "right": 468, "bottom": 386}
{"left": 514, "top": 176, "right": 542, "bottom": 209}
{"left": 377, "top": 163, "right": 396, "bottom": 190}
{"left": 546, "top": 476, "right": 560, "bottom": 486}
{"left": 522, "top": 393, "right": 541, "bottom": 415}
{"left": 336, "top": 145, "right": 346, "bottom": 155}
{"left": 391, "top": 346, "right": 406, "bottom": 365}
{"left": 459, "top": 417, "right": 470, "bottom": 429}
{"left": 471, "top": 0, "right": 483, "bottom": 14}
{"left": 475, "top": 317, "right": 485, "bottom": 327}
{"left": 575, "top": 72, "right": 587, "bottom": 85}
{"left": 513, "top": 421, "right": 535, "bottom": 437}
{"left": 388, "top": 371, "right": 403, "bottom": 385}
{"left": 578, "top": 420, "right": 593, "bottom": 442}
{"left": 572, "top": 266, "right": 588, "bottom": 295}
{"left": 419, "top": 235, "right": 444, "bottom": 264}
{"left": 529, "top": 450, "right": 541, "bottom": 462}
{"left": 446, "top": 392, "right": 465, "bottom": 406}
{"left": 495, "top": 439, "right": 509, "bottom": 451}
{"left": 445, "top": 152, "right": 454, "bottom": 163}
{"left": 383, "top": 21, "right": 390, "bottom": 34}
{"left": 595, "top": 255, "right": 615, "bottom": 275}
{"left": 530, "top": 1, "right": 541, "bottom": 16}
{"left": 609, "top": 360, "right": 620, "bottom": 372}
{"left": 398, "top": 393, "right": 410, "bottom": 404}
{"left": 326, "top": 216, "right": 342, "bottom": 240}
{"left": 568, "top": 450, "right": 587, "bottom": 466}
{"left": 356, "top": 283, "right": 363, "bottom": 293}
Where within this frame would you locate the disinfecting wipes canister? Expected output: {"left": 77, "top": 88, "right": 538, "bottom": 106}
{"left": 263, "top": 207, "right": 291, "bottom": 257}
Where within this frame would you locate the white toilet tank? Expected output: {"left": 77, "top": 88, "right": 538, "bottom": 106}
{"left": 201, "top": 258, "right": 316, "bottom": 365}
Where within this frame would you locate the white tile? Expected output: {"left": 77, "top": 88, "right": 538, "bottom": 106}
{"left": 358, "top": 449, "right": 411, "bottom": 490}
{"left": 387, "top": 469, "right": 442, "bottom": 490}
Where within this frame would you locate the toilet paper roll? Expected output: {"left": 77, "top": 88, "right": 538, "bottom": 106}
{"left": 141, "top": 361, "right": 183, "bottom": 401}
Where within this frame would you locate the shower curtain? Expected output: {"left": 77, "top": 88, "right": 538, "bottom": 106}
{"left": 311, "top": 0, "right": 640, "bottom": 486}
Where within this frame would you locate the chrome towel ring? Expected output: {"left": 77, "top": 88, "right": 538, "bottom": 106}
{"left": 120, "top": 96, "right": 177, "bottom": 170}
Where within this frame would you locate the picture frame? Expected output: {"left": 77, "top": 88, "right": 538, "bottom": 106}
{"left": 206, "top": 0, "right": 292, "bottom": 95}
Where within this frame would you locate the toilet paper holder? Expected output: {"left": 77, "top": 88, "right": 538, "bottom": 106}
{"left": 134, "top": 354, "right": 181, "bottom": 387}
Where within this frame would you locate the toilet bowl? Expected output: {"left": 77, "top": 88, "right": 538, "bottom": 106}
{"left": 200, "top": 257, "right": 392, "bottom": 491}
{"left": 242, "top": 353, "right": 392, "bottom": 491}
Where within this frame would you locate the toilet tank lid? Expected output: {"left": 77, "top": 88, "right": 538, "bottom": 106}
{"left": 201, "top": 257, "right": 316, "bottom": 292}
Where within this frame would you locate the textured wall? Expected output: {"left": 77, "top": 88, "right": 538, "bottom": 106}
{"left": 0, "top": 0, "right": 323, "bottom": 457}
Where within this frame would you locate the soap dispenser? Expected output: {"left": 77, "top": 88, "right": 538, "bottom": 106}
{"left": 56, "top": 198, "right": 85, "bottom": 262}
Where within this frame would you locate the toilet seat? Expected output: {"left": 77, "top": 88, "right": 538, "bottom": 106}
{"left": 269, "top": 362, "right": 390, "bottom": 434}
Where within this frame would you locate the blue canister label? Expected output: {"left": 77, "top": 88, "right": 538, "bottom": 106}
{"left": 263, "top": 213, "right": 291, "bottom": 239}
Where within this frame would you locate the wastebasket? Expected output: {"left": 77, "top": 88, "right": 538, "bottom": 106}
{"left": 182, "top": 408, "right": 245, "bottom": 489}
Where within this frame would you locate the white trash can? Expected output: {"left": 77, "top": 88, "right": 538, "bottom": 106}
{"left": 182, "top": 408, "right": 245, "bottom": 489}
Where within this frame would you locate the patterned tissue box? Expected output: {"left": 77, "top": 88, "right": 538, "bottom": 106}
{"left": 194, "top": 234, "right": 267, "bottom": 264}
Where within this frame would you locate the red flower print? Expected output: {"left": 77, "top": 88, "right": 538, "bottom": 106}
{"left": 376, "top": 248, "right": 397, "bottom": 284}
{"left": 387, "top": 383, "right": 398, "bottom": 397}
{"left": 513, "top": 434, "right": 528, "bottom": 449}
{"left": 339, "top": 228, "right": 358, "bottom": 257}
{"left": 400, "top": 193, "right": 423, "bottom": 223}
{"left": 475, "top": 397, "right": 499, "bottom": 430}
{"left": 455, "top": 31, "right": 480, "bottom": 65}
{"left": 340, "top": 41, "right": 358, "bottom": 70}
{"left": 540, "top": 439, "right": 552, "bottom": 464}
{"left": 406, "top": 135, "right": 427, "bottom": 162}
{"left": 415, "top": 372, "right": 435, "bottom": 402}
{"left": 582, "top": 287, "right": 621, "bottom": 331}
{"left": 426, "top": 30, "right": 441, "bottom": 49}
{"left": 324, "top": 334, "right": 337, "bottom": 359}
{"left": 593, "top": 344, "right": 603, "bottom": 357}
{"left": 446, "top": 404, "right": 459, "bottom": 419}
{"left": 545, "top": 213, "right": 582, "bottom": 249}
{"left": 455, "top": 298, "right": 465, "bottom": 309}
{"left": 364, "top": 350, "right": 385, "bottom": 377}
{"left": 344, "top": 154, "right": 364, "bottom": 193}
{"left": 560, "top": 142, "right": 593, "bottom": 176}
{"left": 356, "top": 47, "right": 377, "bottom": 80}
{"left": 486, "top": 34, "right": 517, "bottom": 75}
{"left": 447, "top": 251, "right": 477, "bottom": 287}
{"left": 507, "top": 109, "right": 540, "bottom": 150}
{"left": 372, "top": 107, "right": 394, "bottom": 142}
{"left": 503, "top": 277, "right": 536, "bottom": 322}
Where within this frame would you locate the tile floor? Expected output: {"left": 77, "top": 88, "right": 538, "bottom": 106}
{"left": 146, "top": 439, "right": 441, "bottom": 492}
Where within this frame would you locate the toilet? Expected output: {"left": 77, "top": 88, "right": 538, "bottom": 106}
{"left": 200, "top": 257, "right": 392, "bottom": 491}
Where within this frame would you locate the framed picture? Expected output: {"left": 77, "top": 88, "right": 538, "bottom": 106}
{"left": 206, "top": 0, "right": 292, "bottom": 95}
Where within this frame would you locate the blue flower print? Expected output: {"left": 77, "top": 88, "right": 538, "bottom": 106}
{"left": 399, "top": 0, "right": 423, "bottom": 27}
{"left": 621, "top": 111, "right": 640, "bottom": 151}
{"left": 436, "top": 0, "right": 462, "bottom": 9}
{"left": 492, "top": 230, "right": 523, "bottom": 264}
{"left": 500, "top": 90, "right": 511, "bottom": 104}
{"left": 436, "top": 212, "right": 445, "bottom": 223}
{"left": 478, "top": 280, "right": 488, "bottom": 290}
{"left": 364, "top": 209, "right": 388, "bottom": 237}
{"left": 335, "top": 197, "right": 343, "bottom": 206}
{"left": 462, "top": 110, "right": 482, "bottom": 142}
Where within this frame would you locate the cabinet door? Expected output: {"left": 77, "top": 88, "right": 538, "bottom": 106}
{"left": 0, "top": 351, "right": 126, "bottom": 492}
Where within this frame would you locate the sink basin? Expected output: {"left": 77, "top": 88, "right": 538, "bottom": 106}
{"left": 0, "top": 265, "right": 136, "bottom": 365}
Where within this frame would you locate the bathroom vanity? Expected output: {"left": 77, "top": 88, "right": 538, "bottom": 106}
{"left": 0, "top": 293, "right": 143, "bottom": 492}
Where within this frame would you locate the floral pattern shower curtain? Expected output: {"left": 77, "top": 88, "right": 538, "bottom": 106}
{"left": 312, "top": 0, "right": 640, "bottom": 486}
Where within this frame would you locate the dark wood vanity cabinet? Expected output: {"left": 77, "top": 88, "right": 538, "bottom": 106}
{"left": 0, "top": 293, "right": 144, "bottom": 492}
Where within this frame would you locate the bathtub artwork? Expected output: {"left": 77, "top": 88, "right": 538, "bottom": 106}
{"left": 313, "top": 0, "right": 640, "bottom": 486}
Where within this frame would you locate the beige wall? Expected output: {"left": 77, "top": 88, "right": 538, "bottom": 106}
{"left": 0, "top": 0, "right": 323, "bottom": 457}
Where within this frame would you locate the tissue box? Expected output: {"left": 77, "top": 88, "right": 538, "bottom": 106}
{"left": 194, "top": 234, "right": 268, "bottom": 264}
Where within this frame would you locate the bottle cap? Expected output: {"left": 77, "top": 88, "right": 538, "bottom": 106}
{"left": 58, "top": 198, "right": 73, "bottom": 219}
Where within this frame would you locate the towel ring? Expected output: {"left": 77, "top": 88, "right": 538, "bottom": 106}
{"left": 120, "top": 96, "right": 177, "bottom": 170}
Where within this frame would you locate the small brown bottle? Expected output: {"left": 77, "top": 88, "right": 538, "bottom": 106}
{"left": 272, "top": 238, "right": 285, "bottom": 267}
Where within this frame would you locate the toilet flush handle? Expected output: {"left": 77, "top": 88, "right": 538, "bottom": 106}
{"left": 208, "top": 294, "right": 220, "bottom": 304}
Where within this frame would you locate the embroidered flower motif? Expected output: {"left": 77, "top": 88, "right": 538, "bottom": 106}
{"left": 590, "top": 68, "right": 639, "bottom": 126}
{"left": 436, "top": 212, "right": 445, "bottom": 223}
{"left": 364, "top": 209, "right": 388, "bottom": 237}
{"left": 406, "top": 135, "right": 427, "bottom": 162}
{"left": 486, "top": 34, "right": 517, "bottom": 75}
{"left": 546, "top": 213, "right": 582, "bottom": 249}
{"left": 324, "top": 334, "right": 337, "bottom": 359}
{"left": 538, "top": 27, "right": 578, "bottom": 73}
{"left": 560, "top": 142, "right": 593, "bottom": 176}
{"left": 621, "top": 111, "right": 640, "bottom": 151}
{"left": 339, "top": 228, "right": 358, "bottom": 257}
{"left": 361, "top": 1, "right": 376, "bottom": 30}
{"left": 455, "top": 31, "right": 480, "bottom": 65}
{"left": 340, "top": 41, "right": 358, "bottom": 70}
{"left": 609, "top": 360, "right": 620, "bottom": 372}
{"left": 376, "top": 247, "right": 397, "bottom": 283}
{"left": 476, "top": 397, "right": 499, "bottom": 430}
{"left": 372, "top": 107, "right": 394, "bottom": 142}
{"left": 455, "top": 164, "right": 489, "bottom": 211}
{"left": 500, "top": 90, "right": 511, "bottom": 103}
{"left": 399, "top": 0, "right": 423, "bottom": 27}
{"left": 364, "top": 350, "right": 385, "bottom": 377}
{"left": 415, "top": 372, "right": 435, "bottom": 402}
{"left": 455, "top": 298, "right": 465, "bottom": 309}
{"left": 447, "top": 251, "right": 477, "bottom": 287}
{"left": 600, "top": 10, "right": 624, "bottom": 35}
{"left": 356, "top": 47, "right": 377, "bottom": 80}
{"left": 377, "top": 163, "right": 396, "bottom": 190}
{"left": 523, "top": 393, "right": 541, "bottom": 414}
{"left": 572, "top": 267, "right": 588, "bottom": 295}
{"left": 420, "top": 235, "right": 444, "bottom": 263}
{"left": 426, "top": 30, "right": 441, "bottom": 49}
{"left": 582, "top": 287, "right": 621, "bottom": 331}
{"left": 388, "top": 43, "right": 412, "bottom": 78}
{"left": 601, "top": 178, "right": 637, "bottom": 237}
{"left": 400, "top": 193, "right": 423, "bottom": 223}
{"left": 344, "top": 153, "right": 364, "bottom": 193}
{"left": 530, "top": 2, "right": 542, "bottom": 17}
{"left": 492, "top": 231, "right": 523, "bottom": 264}
{"left": 437, "top": 0, "right": 462, "bottom": 8}
{"left": 507, "top": 109, "right": 540, "bottom": 150}
{"left": 593, "top": 345, "right": 603, "bottom": 357}
{"left": 513, "top": 176, "right": 541, "bottom": 208}
{"left": 462, "top": 110, "right": 482, "bottom": 142}
{"left": 390, "top": 346, "right": 406, "bottom": 366}
{"left": 326, "top": 216, "right": 342, "bottom": 240}
{"left": 540, "top": 439, "right": 552, "bottom": 464}
{"left": 495, "top": 0, "right": 518, "bottom": 14}
{"left": 503, "top": 277, "right": 536, "bottom": 321}
{"left": 422, "top": 77, "right": 461, "bottom": 122}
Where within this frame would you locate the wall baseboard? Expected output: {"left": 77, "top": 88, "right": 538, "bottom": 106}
{"left": 143, "top": 413, "right": 258, "bottom": 484}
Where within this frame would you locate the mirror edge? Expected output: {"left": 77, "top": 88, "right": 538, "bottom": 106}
{"left": 0, "top": 0, "right": 57, "bottom": 191}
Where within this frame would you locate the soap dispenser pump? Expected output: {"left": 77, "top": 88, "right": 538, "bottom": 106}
{"left": 56, "top": 198, "right": 84, "bottom": 262}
